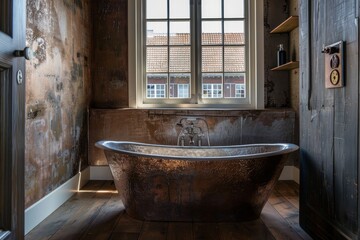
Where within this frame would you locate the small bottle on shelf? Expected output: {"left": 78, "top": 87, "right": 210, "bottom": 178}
{"left": 277, "top": 44, "right": 286, "bottom": 66}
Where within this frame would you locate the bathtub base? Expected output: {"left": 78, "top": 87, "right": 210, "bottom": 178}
{"left": 107, "top": 151, "right": 287, "bottom": 222}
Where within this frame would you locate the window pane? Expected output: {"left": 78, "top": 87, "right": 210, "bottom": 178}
{"left": 0, "top": 0, "right": 11, "bottom": 35}
{"left": 147, "top": 74, "right": 168, "bottom": 98}
{"left": 147, "top": 22, "right": 168, "bottom": 45}
{"left": 224, "top": 46, "right": 245, "bottom": 72}
{"left": 170, "top": 0, "right": 190, "bottom": 19}
{"left": 170, "top": 47, "right": 191, "bottom": 72}
{"left": 224, "top": 73, "right": 246, "bottom": 98}
{"left": 147, "top": 0, "right": 167, "bottom": 19}
{"left": 146, "top": 47, "right": 168, "bottom": 72}
{"left": 147, "top": 84, "right": 167, "bottom": 98}
{"left": 202, "top": 21, "right": 222, "bottom": 45}
{"left": 202, "top": 0, "right": 222, "bottom": 19}
{"left": 236, "top": 84, "right": 246, "bottom": 98}
{"left": 224, "top": 21, "right": 245, "bottom": 45}
{"left": 170, "top": 21, "right": 190, "bottom": 45}
{"left": 170, "top": 74, "right": 191, "bottom": 98}
{"left": 202, "top": 47, "right": 223, "bottom": 72}
{"left": 224, "top": 0, "right": 245, "bottom": 18}
{"left": 202, "top": 75, "right": 223, "bottom": 98}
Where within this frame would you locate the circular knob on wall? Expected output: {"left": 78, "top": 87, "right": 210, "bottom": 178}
{"left": 330, "top": 70, "right": 340, "bottom": 85}
{"left": 13, "top": 47, "right": 34, "bottom": 60}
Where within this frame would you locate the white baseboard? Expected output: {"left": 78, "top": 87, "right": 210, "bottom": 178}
{"left": 25, "top": 167, "right": 90, "bottom": 235}
{"left": 279, "top": 166, "right": 300, "bottom": 184}
{"left": 90, "top": 166, "right": 113, "bottom": 180}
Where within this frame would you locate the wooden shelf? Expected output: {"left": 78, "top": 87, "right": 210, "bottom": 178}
{"left": 270, "top": 16, "right": 299, "bottom": 33}
{"left": 271, "top": 61, "right": 299, "bottom": 71}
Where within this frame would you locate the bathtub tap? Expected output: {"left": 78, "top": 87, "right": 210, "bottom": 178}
{"left": 176, "top": 118, "right": 210, "bottom": 146}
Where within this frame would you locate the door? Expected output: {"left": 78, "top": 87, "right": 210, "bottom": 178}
{"left": 299, "top": 0, "right": 358, "bottom": 239}
{"left": 0, "top": 0, "right": 26, "bottom": 239}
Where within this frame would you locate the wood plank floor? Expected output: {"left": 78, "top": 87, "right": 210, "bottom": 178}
{"left": 26, "top": 180, "right": 312, "bottom": 240}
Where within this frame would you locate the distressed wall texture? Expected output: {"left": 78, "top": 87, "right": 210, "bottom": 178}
{"left": 92, "top": 0, "right": 128, "bottom": 108}
{"left": 25, "top": 0, "right": 92, "bottom": 208}
{"left": 91, "top": 0, "right": 291, "bottom": 108}
{"left": 89, "top": 109, "right": 296, "bottom": 165}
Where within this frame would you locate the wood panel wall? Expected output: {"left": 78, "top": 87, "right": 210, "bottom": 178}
{"left": 299, "top": 0, "right": 359, "bottom": 238}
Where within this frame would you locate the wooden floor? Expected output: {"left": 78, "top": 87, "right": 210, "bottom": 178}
{"left": 26, "top": 180, "right": 312, "bottom": 240}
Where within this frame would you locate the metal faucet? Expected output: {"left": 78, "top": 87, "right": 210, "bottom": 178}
{"left": 187, "top": 122, "right": 195, "bottom": 145}
{"left": 176, "top": 118, "right": 210, "bottom": 146}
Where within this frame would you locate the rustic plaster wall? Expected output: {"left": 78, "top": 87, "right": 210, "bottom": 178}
{"left": 25, "top": 0, "right": 92, "bottom": 208}
{"left": 89, "top": 109, "right": 296, "bottom": 165}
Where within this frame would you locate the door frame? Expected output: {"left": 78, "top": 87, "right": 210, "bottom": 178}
{"left": 0, "top": 0, "right": 26, "bottom": 239}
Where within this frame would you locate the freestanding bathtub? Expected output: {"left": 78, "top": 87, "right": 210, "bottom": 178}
{"left": 96, "top": 141, "right": 299, "bottom": 222}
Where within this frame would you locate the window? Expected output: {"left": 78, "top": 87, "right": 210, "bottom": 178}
{"left": 147, "top": 84, "right": 166, "bottom": 98}
{"left": 129, "top": 0, "right": 264, "bottom": 108}
{"left": 203, "top": 84, "right": 223, "bottom": 98}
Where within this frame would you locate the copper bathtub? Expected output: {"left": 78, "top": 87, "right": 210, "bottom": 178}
{"left": 96, "top": 141, "right": 298, "bottom": 222}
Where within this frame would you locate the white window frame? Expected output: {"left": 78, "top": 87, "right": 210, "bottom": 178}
{"left": 128, "top": 0, "right": 264, "bottom": 109}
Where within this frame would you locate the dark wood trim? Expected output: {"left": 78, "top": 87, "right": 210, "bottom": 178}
{"left": 0, "top": 69, "right": 13, "bottom": 240}
{"left": 10, "top": 0, "right": 26, "bottom": 236}
{"left": 358, "top": 0, "right": 360, "bottom": 236}
{"left": 299, "top": 0, "right": 310, "bottom": 237}
{"left": 0, "top": 0, "right": 25, "bottom": 239}
{"left": 10, "top": 61, "right": 25, "bottom": 240}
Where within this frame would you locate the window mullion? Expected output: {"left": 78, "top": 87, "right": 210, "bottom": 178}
{"left": 221, "top": 0, "right": 225, "bottom": 99}
{"left": 167, "top": 0, "right": 170, "bottom": 99}
{"left": 195, "top": 0, "right": 202, "bottom": 103}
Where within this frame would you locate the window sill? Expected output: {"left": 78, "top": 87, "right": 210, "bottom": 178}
{"left": 90, "top": 107, "right": 295, "bottom": 116}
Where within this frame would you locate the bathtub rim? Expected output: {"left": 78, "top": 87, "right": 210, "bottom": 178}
{"left": 95, "top": 141, "right": 299, "bottom": 161}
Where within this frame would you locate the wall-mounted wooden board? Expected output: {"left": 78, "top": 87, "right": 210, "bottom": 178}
{"left": 271, "top": 16, "right": 299, "bottom": 33}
